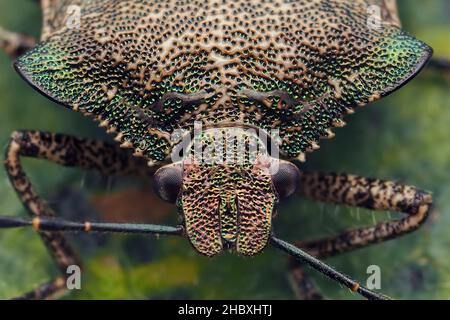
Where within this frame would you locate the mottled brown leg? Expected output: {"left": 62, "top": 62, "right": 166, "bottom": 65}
{"left": 4, "top": 130, "right": 152, "bottom": 299}
{"left": 14, "top": 277, "right": 67, "bottom": 300}
{"left": 287, "top": 172, "right": 432, "bottom": 299}
{"left": 288, "top": 262, "right": 324, "bottom": 300}
{"left": 0, "top": 27, "right": 36, "bottom": 58}
{"left": 295, "top": 172, "right": 433, "bottom": 259}
{"left": 1, "top": 0, "right": 67, "bottom": 58}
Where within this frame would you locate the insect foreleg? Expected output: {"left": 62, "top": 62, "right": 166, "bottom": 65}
{"left": 3, "top": 130, "right": 155, "bottom": 299}
{"left": 294, "top": 171, "right": 433, "bottom": 259}
{"left": 0, "top": 27, "right": 35, "bottom": 58}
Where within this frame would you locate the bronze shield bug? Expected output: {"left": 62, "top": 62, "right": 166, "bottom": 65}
{"left": 0, "top": 0, "right": 446, "bottom": 300}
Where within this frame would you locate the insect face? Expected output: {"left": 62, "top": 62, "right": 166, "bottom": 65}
{"left": 154, "top": 127, "right": 300, "bottom": 256}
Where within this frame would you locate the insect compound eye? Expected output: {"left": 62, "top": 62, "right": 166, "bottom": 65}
{"left": 153, "top": 164, "right": 183, "bottom": 203}
{"left": 271, "top": 161, "right": 301, "bottom": 198}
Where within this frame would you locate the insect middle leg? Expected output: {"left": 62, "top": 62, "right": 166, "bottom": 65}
{"left": 288, "top": 171, "right": 432, "bottom": 298}
{"left": 4, "top": 130, "right": 153, "bottom": 299}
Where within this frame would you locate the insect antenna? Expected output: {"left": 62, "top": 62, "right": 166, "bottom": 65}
{"left": 270, "top": 236, "right": 391, "bottom": 300}
{"left": 0, "top": 216, "right": 183, "bottom": 236}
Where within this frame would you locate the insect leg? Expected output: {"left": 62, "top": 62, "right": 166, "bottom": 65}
{"left": 0, "top": 27, "right": 36, "bottom": 58}
{"left": 295, "top": 171, "right": 432, "bottom": 259}
{"left": 2, "top": 0, "right": 81, "bottom": 58}
{"left": 286, "top": 171, "right": 432, "bottom": 299}
{"left": 3, "top": 130, "right": 154, "bottom": 299}
{"left": 288, "top": 262, "right": 324, "bottom": 300}
{"left": 428, "top": 57, "right": 450, "bottom": 72}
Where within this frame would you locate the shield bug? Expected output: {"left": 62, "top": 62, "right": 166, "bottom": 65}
{"left": 0, "top": 0, "right": 444, "bottom": 300}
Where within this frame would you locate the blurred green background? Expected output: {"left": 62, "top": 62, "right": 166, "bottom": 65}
{"left": 0, "top": 0, "right": 449, "bottom": 300}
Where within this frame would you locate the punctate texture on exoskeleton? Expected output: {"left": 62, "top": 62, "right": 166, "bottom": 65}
{"left": 16, "top": 0, "right": 432, "bottom": 164}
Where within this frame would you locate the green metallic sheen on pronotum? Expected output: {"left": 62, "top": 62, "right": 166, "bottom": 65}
{"left": 13, "top": 0, "right": 431, "bottom": 257}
